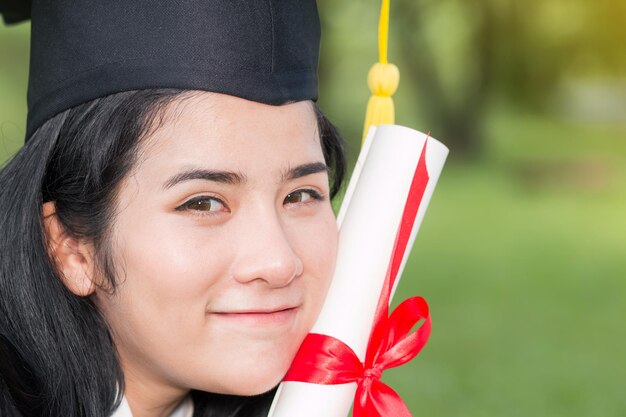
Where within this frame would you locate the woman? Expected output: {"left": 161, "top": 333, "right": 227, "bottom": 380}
{"left": 0, "top": 2, "right": 346, "bottom": 417}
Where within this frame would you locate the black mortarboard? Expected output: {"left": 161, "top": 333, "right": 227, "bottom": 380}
{"left": 0, "top": 0, "right": 321, "bottom": 139}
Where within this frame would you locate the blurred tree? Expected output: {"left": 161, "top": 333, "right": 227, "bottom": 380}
{"left": 393, "top": 0, "right": 497, "bottom": 156}
{"left": 317, "top": 0, "right": 625, "bottom": 158}
{"left": 396, "top": 0, "right": 626, "bottom": 155}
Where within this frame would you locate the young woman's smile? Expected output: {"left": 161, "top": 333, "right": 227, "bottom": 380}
{"left": 210, "top": 306, "right": 300, "bottom": 328}
{"left": 93, "top": 92, "right": 338, "bottom": 400}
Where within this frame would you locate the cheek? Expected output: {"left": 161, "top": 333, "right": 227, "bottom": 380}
{"left": 97, "top": 213, "right": 239, "bottom": 388}
{"left": 101, "top": 213, "right": 229, "bottom": 352}
{"left": 117, "top": 211, "right": 228, "bottom": 295}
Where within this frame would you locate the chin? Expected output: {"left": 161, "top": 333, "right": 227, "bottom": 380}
{"left": 187, "top": 352, "right": 291, "bottom": 396}
{"left": 227, "top": 363, "right": 289, "bottom": 396}
{"left": 201, "top": 377, "right": 283, "bottom": 397}
{"left": 230, "top": 380, "right": 282, "bottom": 397}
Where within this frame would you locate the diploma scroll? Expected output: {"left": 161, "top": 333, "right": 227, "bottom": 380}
{"left": 268, "top": 125, "right": 448, "bottom": 417}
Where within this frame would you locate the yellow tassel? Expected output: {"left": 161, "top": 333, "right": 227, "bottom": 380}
{"left": 363, "top": 63, "right": 399, "bottom": 141}
{"left": 362, "top": 0, "right": 400, "bottom": 142}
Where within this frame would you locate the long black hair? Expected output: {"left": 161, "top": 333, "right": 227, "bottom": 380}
{"left": 0, "top": 89, "right": 346, "bottom": 417}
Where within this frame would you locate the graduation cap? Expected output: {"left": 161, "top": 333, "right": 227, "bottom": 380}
{"left": 0, "top": 0, "right": 321, "bottom": 139}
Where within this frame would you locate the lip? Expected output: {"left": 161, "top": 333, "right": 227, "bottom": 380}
{"left": 210, "top": 306, "right": 299, "bottom": 327}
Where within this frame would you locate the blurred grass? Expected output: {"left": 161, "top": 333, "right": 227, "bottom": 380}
{"left": 385, "top": 112, "right": 626, "bottom": 417}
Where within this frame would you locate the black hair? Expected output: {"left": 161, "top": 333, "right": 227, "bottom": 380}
{"left": 0, "top": 89, "right": 346, "bottom": 417}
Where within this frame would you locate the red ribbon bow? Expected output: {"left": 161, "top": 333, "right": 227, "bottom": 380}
{"left": 284, "top": 139, "right": 432, "bottom": 417}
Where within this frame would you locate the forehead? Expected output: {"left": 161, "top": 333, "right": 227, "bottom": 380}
{"left": 138, "top": 92, "right": 323, "bottom": 174}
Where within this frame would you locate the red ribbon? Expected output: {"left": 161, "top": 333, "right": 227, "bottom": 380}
{"left": 284, "top": 139, "right": 432, "bottom": 417}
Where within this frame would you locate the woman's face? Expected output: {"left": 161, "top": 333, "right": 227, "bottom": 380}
{"left": 94, "top": 93, "right": 338, "bottom": 396}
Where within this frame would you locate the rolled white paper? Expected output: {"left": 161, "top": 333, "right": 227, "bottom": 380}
{"left": 268, "top": 125, "right": 448, "bottom": 417}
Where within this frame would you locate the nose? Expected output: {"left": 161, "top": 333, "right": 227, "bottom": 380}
{"left": 230, "top": 210, "right": 304, "bottom": 288}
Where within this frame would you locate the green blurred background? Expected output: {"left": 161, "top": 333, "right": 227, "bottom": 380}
{"left": 1, "top": 1, "right": 625, "bottom": 416}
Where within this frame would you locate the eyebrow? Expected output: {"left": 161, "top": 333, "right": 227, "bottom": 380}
{"left": 163, "top": 162, "right": 328, "bottom": 190}
{"left": 282, "top": 162, "right": 328, "bottom": 182}
{"left": 163, "top": 169, "right": 247, "bottom": 190}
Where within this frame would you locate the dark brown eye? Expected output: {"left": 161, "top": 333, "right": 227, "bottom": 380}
{"left": 283, "top": 189, "right": 322, "bottom": 205}
{"left": 178, "top": 196, "right": 227, "bottom": 213}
